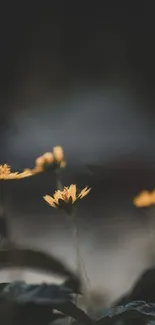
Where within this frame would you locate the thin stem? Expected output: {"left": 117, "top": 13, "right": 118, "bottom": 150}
{"left": 0, "top": 181, "right": 17, "bottom": 284}
{"left": 68, "top": 210, "right": 80, "bottom": 325}
{"left": 54, "top": 170, "right": 91, "bottom": 312}
{"left": 0, "top": 180, "right": 9, "bottom": 242}
{"left": 147, "top": 207, "right": 155, "bottom": 262}
{"left": 0, "top": 179, "right": 5, "bottom": 215}
{"left": 54, "top": 171, "right": 79, "bottom": 325}
{"left": 55, "top": 169, "right": 63, "bottom": 191}
{"left": 69, "top": 210, "right": 81, "bottom": 273}
{"left": 68, "top": 209, "right": 91, "bottom": 313}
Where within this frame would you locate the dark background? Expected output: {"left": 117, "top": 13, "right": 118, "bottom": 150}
{"left": 0, "top": 2, "right": 155, "bottom": 305}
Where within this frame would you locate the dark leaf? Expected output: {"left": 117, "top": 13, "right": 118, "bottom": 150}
{"left": 96, "top": 301, "right": 155, "bottom": 325}
{"left": 115, "top": 267, "right": 155, "bottom": 306}
{"left": 53, "top": 301, "right": 93, "bottom": 325}
{"left": 0, "top": 281, "right": 93, "bottom": 325}
{"left": 0, "top": 281, "right": 73, "bottom": 304}
{"left": 63, "top": 276, "right": 82, "bottom": 294}
{"left": 0, "top": 300, "right": 66, "bottom": 325}
{"left": 0, "top": 248, "right": 77, "bottom": 278}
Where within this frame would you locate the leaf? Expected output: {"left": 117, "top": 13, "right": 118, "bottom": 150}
{"left": 0, "top": 300, "right": 66, "bottom": 325}
{"left": 53, "top": 300, "right": 93, "bottom": 325}
{"left": 0, "top": 281, "right": 73, "bottom": 304}
{"left": 63, "top": 275, "right": 82, "bottom": 294}
{"left": 0, "top": 281, "right": 93, "bottom": 325}
{"left": 0, "top": 248, "right": 77, "bottom": 279}
{"left": 96, "top": 301, "right": 155, "bottom": 325}
{"left": 115, "top": 267, "right": 155, "bottom": 306}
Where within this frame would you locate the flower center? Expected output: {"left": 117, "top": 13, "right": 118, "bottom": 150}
{"left": 0, "top": 165, "right": 11, "bottom": 176}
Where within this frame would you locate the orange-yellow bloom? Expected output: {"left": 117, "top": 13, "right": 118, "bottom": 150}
{"left": 0, "top": 164, "right": 32, "bottom": 180}
{"left": 28, "top": 146, "right": 66, "bottom": 175}
{"left": 43, "top": 184, "right": 91, "bottom": 208}
{"left": 30, "top": 152, "right": 54, "bottom": 174}
{"left": 133, "top": 190, "right": 155, "bottom": 207}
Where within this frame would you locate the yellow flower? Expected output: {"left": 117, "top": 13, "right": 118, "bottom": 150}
{"left": 43, "top": 184, "right": 91, "bottom": 208}
{"left": 133, "top": 190, "right": 155, "bottom": 207}
{"left": 0, "top": 164, "right": 32, "bottom": 180}
{"left": 29, "top": 146, "right": 66, "bottom": 175}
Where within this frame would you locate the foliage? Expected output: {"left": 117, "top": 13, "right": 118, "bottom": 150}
{"left": 96, "top": 301, "right": 155, "bottom": 325}
{"left": 1, "top": 149, "right": 155, "bottom": 324}
{"left": 1, "top": 281, "right": 155, "bottom": 325}
{"left": 0, "top": 247, "right": 78, "bottom": 279}
{"left": 114, "top": 267, "right": 155, "bottom": 306}
{"left": 0, "top": 281, "right": 92, "bottom": 325}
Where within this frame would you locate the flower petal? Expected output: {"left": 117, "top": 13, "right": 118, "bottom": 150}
{"left": 78, "top": 187, "right": 91, "bottom": 199}
{"left": 43, "top": 195, "right": 57, "bottom": 208}
{"left": 69, "top": 184, "right": 77, "bottom": 203}
{"left": 7, "top": 172, "right": 20, "bottom": 179}
{"left": 17, "top": 171, "right": 32, "bottom": 179}
{"left": 54, "top": 190, "right": 63, "bottom": 204}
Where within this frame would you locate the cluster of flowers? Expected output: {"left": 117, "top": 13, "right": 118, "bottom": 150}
{"left": 25, "top": 146, "right": 66, "bottom": 175}
{"left": 2, "top": 145, "right": 154, "bottom": 211}
{"left": 0, "top": 146, "right": 91, "bottom": 209}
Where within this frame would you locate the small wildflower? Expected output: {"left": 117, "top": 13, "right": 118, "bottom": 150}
{"left": 0, "top": 164, "right": 32, "bottom": 180}
{"left": 31, "top": 152, "right": 54, "bottom": 174}
{"left": 43, "top": 184, "right": 91, "bottom": 209}
{"left": 133, "top": 190, "right": 155, "bottom": 207}
{"left": 29, "top": 146, "right": 66, "bottom": 175}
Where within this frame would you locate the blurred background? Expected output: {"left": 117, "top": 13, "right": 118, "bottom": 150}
{"left": 0, "top": 1, "right": 155, "bottom": 306}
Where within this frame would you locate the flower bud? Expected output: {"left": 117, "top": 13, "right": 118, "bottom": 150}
{"left": 53, "top": 146, "right": 64, "bottom": 162}
{"left": 35, "top": 156, "right": 44, "bottom": 167}
{"left": 43, "top": 152, "right": 54, "bottom": 164}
